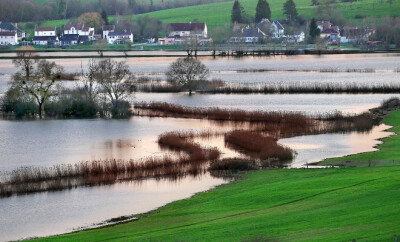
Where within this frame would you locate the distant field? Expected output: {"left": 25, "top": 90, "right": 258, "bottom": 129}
{"left": 133, "top": 0, "right": 399, "bottom": 28}
{"left": 29, "top": 0, "right": 400, "bottom": 33}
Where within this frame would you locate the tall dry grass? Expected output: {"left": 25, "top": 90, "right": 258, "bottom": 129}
{"left": 225, "top": 130, "right": 294, "bottom": 161}
{"left": 135, "top": 102, "right": 310, "bottom": 125}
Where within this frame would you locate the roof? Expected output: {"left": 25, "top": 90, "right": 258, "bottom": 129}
{"left": 35, "top": 27, "right": 56, "bottom": 32}
{"left": 64, "top": 22, "right": 84, "bottom": 31}
{"left": 233, "top": 27, "right": 266, "bottom": 38}
{"left": 0, "top": 22, "right": 16, "bottom": 31}
{"left": 0, "top": 31, "right": 17, "bottom": 37}
{"left": 272, "top": 21, "right": 284, "bottom": 30}
{"left": 109, "top": 30, "right": 132, "bottom": 36}
{"left": 321, "top": 29, "right": 339, "bottom": 34}
{"left": 33, "top": 36, "right": 58, "bottom": 41}
{"left": 102, "top": 25, "right": 115, "bottom": 31}
{"left": 168, "top": 22, "right": 206, "bottom": 32}
{"left": 60, "top": 34, "right": 79, "bottom": 41}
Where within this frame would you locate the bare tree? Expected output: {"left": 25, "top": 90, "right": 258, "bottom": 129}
{"left": 166, "top": 58, "right": 209, "bottom": 95}
{"left": 12, "top": 60, "right": 63, "bottom": 119}
{"left": 78, "top": 59, "right": 100, "bottom": 104}
{"left": 95, "top": 59, "right": 135, "bottom": 113}
{"left": 12, "top": 47, "right": 39, "bottom": 81}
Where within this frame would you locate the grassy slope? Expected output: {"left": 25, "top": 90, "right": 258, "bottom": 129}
{"left": 320, "top": 110, "right": 400, "bottom": 166}
{"left": 36, "top": 111, "right": 400, "bottom": 241}
{"left": 31, "top": 0, "right": 400, "bottom": 32}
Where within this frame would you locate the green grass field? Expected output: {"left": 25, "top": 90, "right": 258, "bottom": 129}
{"left": 34, "top": 110, "right": 400, "bottom": 241}
{"left": 28, "top": 0, "right": 400, "bottom": 33}
{"left": 320, "top": 110, "right": 400, "bottom": 167}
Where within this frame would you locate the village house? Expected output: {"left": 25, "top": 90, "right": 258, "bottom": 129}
{"left": 316, "top": 20, "right": 340, "bottom": 40}
{"left": 286, "top": 31, "right": 305, "bottom": 43}
{"left": 0, "top": 31, "right": 18, "bottom": 45}
{"left": 271, "top": 20, "right": 285, "bottom": 39}
{"left": 230, "top": 25, "right": 267, "bottom": 43}
{"left": 33, "top": 27, "right": 58, "bottom": 45}
{"left": 35, "top": 26, "right": 56, "bottom": 36}
{"left": 0, "top": 22, "right": 26, "bottom": 40}
{"left": 168, "top": 22, "right": 208, "bottom": 39}
{"left": 59, "top": 34, "right": 79, "bottom": 46}
{"left": 341, "top": 26, "right": 375, "bottom": 43}
{"left": 102, "top": 25, "right": 115, "bottom": 39}
{"left": 63, "top": 22, "right": 95, "bottom": 41}
{"left": 107, "top": 30, "right": 133, "bottom": 44}
{"left": 158, "top": 37, "right": 176, "bottom": 45}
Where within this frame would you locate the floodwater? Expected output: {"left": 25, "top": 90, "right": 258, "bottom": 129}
{"left": 1, "top": 53, "right": 400, "bottom": 94}
{"left": 0, "top": 53, "right": 399, "bottom": 241}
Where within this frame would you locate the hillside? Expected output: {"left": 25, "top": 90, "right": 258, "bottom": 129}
{"left": 30, "top": 0, "right": 400, "bottom": 33}
{"left": 133, "top": 0, "right": 399, "bottom": 29}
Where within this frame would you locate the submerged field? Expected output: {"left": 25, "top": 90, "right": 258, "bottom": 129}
{"left": 36, "top": 110, "right": 400, "bottom": 241}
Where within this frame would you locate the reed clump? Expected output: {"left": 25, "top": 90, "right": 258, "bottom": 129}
{"left": 225, "top": 130, "right": 295, "bottom": 161}
{"left": 158, "top": 131, "right": 220, "bottom": 162}
{"left": 135, "top": 102, "right": 310, "bottom": 125}
{"left": 203, "top": 83, "right": 400, "bottom": 95}
{"left": 209, "top": 158, "right": 257, "bottom": 171}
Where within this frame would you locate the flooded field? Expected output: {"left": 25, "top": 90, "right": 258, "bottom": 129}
{"left": 0, "top": 53, "right": 398, "bottom": 241}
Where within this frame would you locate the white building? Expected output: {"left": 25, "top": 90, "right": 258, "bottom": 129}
{"left": 271, "top": 20, "right": 285, "bottom": 39}
{"left": 0, "top": 31, "right": 18, "bottom": 45}
{"left": 107, "top": 30, "right": 133, "bottom": 44}
{"left": 168, "top": 22, "right": 208, "bottom": 39}
{"left": 35, "top": 27, "right": 56, "bottom": 36}
{"left": 0, "top": 22, "right": 26, "bottom": 40}
{"left": 63, "top": 22, "right": 94, "bottom": 40}
{"left": 102, "top": 25, "right": 115, "bottom": 39}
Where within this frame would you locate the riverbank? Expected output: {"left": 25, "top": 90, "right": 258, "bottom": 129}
{"left": 1, "top": 49, "right": 400, "bottom": 59}
{"left": 319, "top": 105, "right": 400, "bottom": 167}
{"left": 34, "top": 109, "right": 400, "bottom": 241}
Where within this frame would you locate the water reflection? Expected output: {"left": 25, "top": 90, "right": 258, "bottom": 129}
{"left": 0, "top": 173, "right": 229, "bottom": 242}
{"left": 280, "top": 124, "right": 392, "bottom": 168}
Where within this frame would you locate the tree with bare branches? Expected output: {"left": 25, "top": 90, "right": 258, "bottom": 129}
{"left": 95, "top": 59, "right": 135, "bottom": 117}
{"left": 166, "top": 58, "right": 209, "bottom": 95}
{"left": 12, "top": 59, "right": 63, "bottom": 119}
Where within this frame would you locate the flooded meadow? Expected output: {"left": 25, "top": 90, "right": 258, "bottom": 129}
{"left": 0, "top": 53, "right": 399, "bottom": 241}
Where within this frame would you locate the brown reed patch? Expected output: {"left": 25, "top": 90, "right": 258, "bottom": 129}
{"left": 135, "top": 102, "right": 311, "bottom": 125}
{"left": 158, "top": 131, "right": 221, "bottom": 162}
{"left": 225, "top": 130, "right": 295, "bottom": 161}
{"left": 209, "top": 158, "right": 257, "bottom": 171}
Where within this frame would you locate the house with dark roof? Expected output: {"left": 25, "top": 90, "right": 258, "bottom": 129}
{"left": 102, "top": 25, "right": 115, "bottom": 39}
{"left": 167, "top": 22, "right": 208, "bottom": 39}
{"left": 271, "top": 20, "right": 284, "bottom": 39}
{"left": 107, "top": 30, "right": 133, "bottom": 44}
{"left": 0, "top": 22, "right": 26, "bottom": 40}
{"left": 230, "top": 26, "right": 267, "bottom": 43}
{"left": 59, "top": 34, "right": 79, "bottom": 46}
{"left": 33, "top": 36, "right": 59, "bottom": 46}
{"left": 0, "top": 31, "right": 18, "bottom": 45}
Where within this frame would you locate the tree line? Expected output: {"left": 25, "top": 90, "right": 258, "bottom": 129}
{"left": 0, "top": 51, "right": 210, "bottom": 119}
{"left": 231, "top": 0, "right": 297, "bottom": 24}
